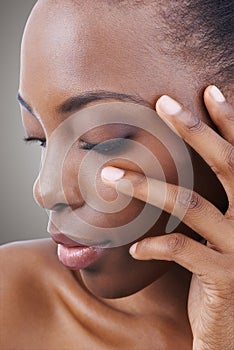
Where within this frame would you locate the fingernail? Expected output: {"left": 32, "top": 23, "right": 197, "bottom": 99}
{"left": 129, "top": 243, "right": 137, "bottom": 255}
{"left": 101, "top": 166, "right": 125, "bottom": 182}
{"left": 209, "top": 85, "right": 225, "bottom": 103}
{"left": 157, "top": 95, "right": 182, "bottom": 115}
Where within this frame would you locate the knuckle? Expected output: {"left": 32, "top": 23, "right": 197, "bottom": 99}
{"left": 177, "top": 188, "right": 201, "bottom": 210}
{"left": 225, "top": 146, "right": 234, "bottom": 174}
{"left": 136, "top": 238, "right": 156, "bottom": 257}
{"left": 132, "top": 175, "right": 149, "bottom": 199}
{"left": 224, "top": 105, "right": 234, "bottom": 123}
{"left": 119, "top": 173, "right": 147, "bottom": 198}
{"left": 212, "top": 258, "right": 234, "bottom": 288}
{"left": 226, "top": 112, "right": 234, "bottom": 123}
{"left": 212, "top": 145, "right": 234, "bottom": 177}
{"left": 166, "top": 233, "right": 188, "bottom": 255}
{"left": 186, "top": 115, "right": 204, "bottom": 132}
{"left": 133, "top": 174, "right": 148, "bottom": 191}
{"left": 226, "top": 259, "right": 234, "bottom": 283}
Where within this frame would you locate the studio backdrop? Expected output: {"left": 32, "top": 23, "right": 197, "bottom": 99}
{"left": 0, "top": 1, "right": 48, "bottom": 245}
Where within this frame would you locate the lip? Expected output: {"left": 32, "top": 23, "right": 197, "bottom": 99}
{"left": 50, "top": 232, "right": 110, "bottom": 270}
{"left": 50, "top": 232, "right": 111, "bottom": 248}
{"left": 50, "top": 232, "right": 87, "bottom": 247}
{"left": 57, "top": 244, "right": 106, "bottom": 270}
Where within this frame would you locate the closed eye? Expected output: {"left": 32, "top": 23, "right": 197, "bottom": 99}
{"left": 23, "top": 136, "right": 130, "bottom": 154}
{"left": 23, "top": 136, "right": 46, "bottom": 148}
{"left": 79, "top": 137, "right": 130, "bottom": 155}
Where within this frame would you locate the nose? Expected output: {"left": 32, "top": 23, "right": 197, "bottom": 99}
{"left": 33, "top": 144, "right": 84, "bottom": 211}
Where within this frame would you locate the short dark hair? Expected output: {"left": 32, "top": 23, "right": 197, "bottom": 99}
{"left": 40, "top": 0, "right": 234, "bottom": 93}
{"left": 109, "top": 0, "right": 234, "bottom": 92}
{"left": 160, "top": 1, "right": 234, "bottom": 86}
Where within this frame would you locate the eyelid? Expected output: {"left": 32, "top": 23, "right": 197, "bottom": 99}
{"left": 23, "top": 136, "right": 46, "bottom": 147}
{"left": 79, "top": 136, "right": 130, "bottom": 153}
{"left": 23, "top": 134, "right": 132, "bottom": 151}
{"left": 79, "top": 140, "right": 96, "bottom": 150}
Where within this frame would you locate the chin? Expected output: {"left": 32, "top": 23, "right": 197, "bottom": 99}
{"left": 78, "top": 259, "right": 172, "bottom": 299}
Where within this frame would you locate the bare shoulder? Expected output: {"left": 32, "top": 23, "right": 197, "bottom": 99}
{"left": 2, "top": 238, "right": 55, "bottom": 277}
{"left": 0, "top": 239, "right": 67, "bottom": 348}
{"left": 0, "top": 237, "right": 57, "bottom": 263}
{"left": 0, "top": 238, "right": 58, "bottom": 296}
{"left": 0, "top": 238, "right": 61, "bottom": 294}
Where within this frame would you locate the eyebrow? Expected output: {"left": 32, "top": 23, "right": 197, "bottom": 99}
{"left": 17, "top": 90, "right": 153, "bottom": 118}
{"left": 17, "top": 93, "right": 34, "bottom": 115}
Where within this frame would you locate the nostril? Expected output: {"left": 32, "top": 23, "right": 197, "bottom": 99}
{"left": 51, "top": 203, "right": 69, "bottom": 212}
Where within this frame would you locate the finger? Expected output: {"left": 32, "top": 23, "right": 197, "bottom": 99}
{"left": 155, "top": 95, "right": 234, "bottom": 195}
{"left": 204, "top": 85, "right": 234, "bottom": 145}
{"left": 101, "top": 167, "right": 234, "bottom": 253}
{"left": 129, "top": 234, "right": 228, "bottom": 279}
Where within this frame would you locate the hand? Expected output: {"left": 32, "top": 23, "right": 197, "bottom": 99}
{"left": 101, "top": 86, "right": 234, "bottom": 350}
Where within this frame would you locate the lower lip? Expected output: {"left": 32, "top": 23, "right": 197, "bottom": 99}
{"left": 57, "top": 244, "right": 106, "bottom": 270}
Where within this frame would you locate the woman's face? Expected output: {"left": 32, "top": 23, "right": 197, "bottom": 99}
{"left": 19, "top": 1, "right": 224, "bottom": 298}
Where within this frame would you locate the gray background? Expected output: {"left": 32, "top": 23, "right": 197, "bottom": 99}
{"left": 0, "top": 0, "right": 48, "bottom": 245}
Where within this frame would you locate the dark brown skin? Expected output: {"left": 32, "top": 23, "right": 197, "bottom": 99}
{"left": 1, "top": 239, "right": 192, "bottom": 349}
{"left": 1, "top": 1, "right": 233, "bottom": 349}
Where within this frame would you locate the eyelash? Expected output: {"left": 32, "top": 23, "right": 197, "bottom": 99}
{"left": 23, "top": 137, "right": 129, "bottom": 154}
{"left": 23, "top": 137, "right": 47, "bottom": 148}
{"left": 80, "top": 138, "right": 128, "bottom": 153}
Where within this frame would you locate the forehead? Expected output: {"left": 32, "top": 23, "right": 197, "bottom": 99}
{"left": 19, "top": 1, "right": 178, "bottom": 118}
{"left": 21, "top": 1, "right": 166, "bottom": 95}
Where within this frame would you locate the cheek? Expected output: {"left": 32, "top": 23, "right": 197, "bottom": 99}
{"left": 84, "top": 133, "right": 178, "bottom": 228}
{"left": 32, "top": 130, "right": 179, "bottom": 231}
{"left": 120, "top": 131, "right": 179, "bottom": 184}
{"left": 145, "top": 136, "right": 178, "bottom": 185}
{"left": 77, "top": 129, "right": 178, "bottom": 215}
{"left": 77, "top": 144, "right": 174, "bottom": 230}
{"left": 77, "top": 159, "right": 144, "bottom": 228}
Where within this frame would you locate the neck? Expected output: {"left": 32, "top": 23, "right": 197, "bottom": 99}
{"left": 98, "top": 264, "right": 191, "bottom": 319}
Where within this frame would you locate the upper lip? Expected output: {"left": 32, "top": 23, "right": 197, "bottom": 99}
{"left": 48, "top": 219, "right": 112, "bottom": 248}
{"left": 50, "top": 233, "right": 88, "bottom": 247}
{"left": 50, "top": 232, "right": 111, "bottom": 248}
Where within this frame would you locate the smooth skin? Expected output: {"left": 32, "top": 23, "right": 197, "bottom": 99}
{"left": 0, "top": 1, "right": 233, "bottom": 349}
{"left": 101, "top": 86, "right": 234, "bottom": 350}
{"left": 1, "top": 88, "right": 233, "bottom": 350}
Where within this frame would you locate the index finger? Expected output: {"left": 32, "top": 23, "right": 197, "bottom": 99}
{"left": 155, "top": 93, "right": 234, "bottom": 198}
{"left": 101, "top": 166, "right": 234, "bottom": 253}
